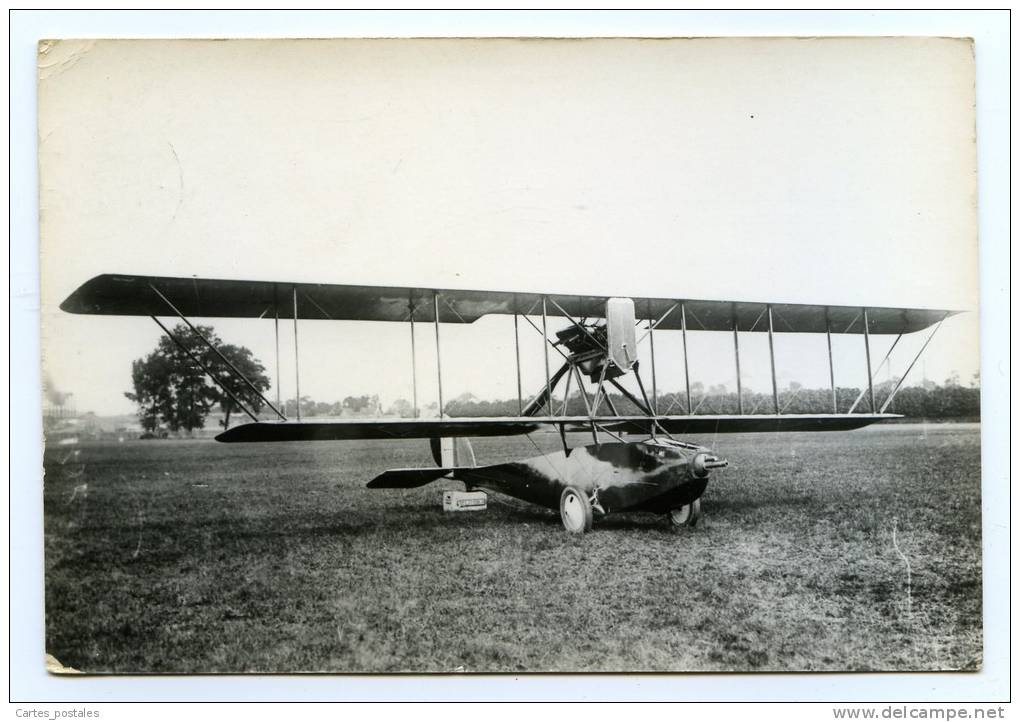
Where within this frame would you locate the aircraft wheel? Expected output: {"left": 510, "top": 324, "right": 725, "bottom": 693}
{"left": 560, "top": 486, "right": 594, "bottom": 534}
{"left": 668, "top": 499, "right": 702, "bottom": 528}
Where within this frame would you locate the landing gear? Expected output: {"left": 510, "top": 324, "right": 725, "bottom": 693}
{"left": 668, "top": 498, "right": 702, "bottom": 528}
{"left": 560, "top": 486, "right": 594, "bottom": 534}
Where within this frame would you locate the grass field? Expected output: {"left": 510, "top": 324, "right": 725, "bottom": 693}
{"left": 43, "top": 424, "right": 982, "bottom": 673}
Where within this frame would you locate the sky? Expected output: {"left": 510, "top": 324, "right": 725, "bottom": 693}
{"left": 38, "top": 37, "right": 979, "bottom": 416}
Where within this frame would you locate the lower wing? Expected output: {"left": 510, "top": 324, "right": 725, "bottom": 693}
{"left": 215, "top": 414, "right": 898, "bottom": 442}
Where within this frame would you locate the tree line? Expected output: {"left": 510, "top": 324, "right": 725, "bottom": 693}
{"left": 281, "top": 395, "right": 382, "bottom": 419}
{"left": 126, "top": 325, "right": 979, "bottom": 436}
{"left": 439, "top": 379, "right": 980, "bottom": 420}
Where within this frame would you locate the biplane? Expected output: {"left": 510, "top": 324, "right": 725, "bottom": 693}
{"left": 61, "top": 274, "right": 955, "bottom": 533}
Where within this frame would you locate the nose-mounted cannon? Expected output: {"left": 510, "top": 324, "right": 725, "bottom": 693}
{"left": 691, "top": 452, "right": 729, "bottom": 477}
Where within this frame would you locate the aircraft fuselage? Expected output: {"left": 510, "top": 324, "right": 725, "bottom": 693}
{"left": 452, "top": 438, "right": 717, "bottom": 516}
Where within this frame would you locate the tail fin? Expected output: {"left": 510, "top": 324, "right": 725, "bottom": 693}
{"left": 429, "top": 437, "right": 476, "bottom": 468}
{"left": 368, "top": 438, "right": 477, "bottom": 489}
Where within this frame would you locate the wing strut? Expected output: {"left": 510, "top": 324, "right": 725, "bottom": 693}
{"left": 767, "top": 305, "right": 780, "bottom": 415}
{"left": 880, "top": 315, "right": 948, "bottom": 413}
{"left": 648, "top": 316, "right": 658, "bottom": 415}
{"left": 825, "top": 308, "right": 838, "bottom": 413}
{"left": 590, "top": 360, "right": 610, "bottom": 419}
{"left": 293, "top": 287, "right": 301, "bottom": 421}
{"left": 732, "top": 304, "right": 744, "bottom": 414}
{"left": 513, "top": 311, "right": 523, "bottom": 416}
{"left": 635, "top": 301, "right": 678, "bottom": 348}
{"left": 681, "top": 302, "right": 692, "bottom": 415}
{"left": 273, "top": 297, "right": 282, "bottom": 410}
{"left": 150, "top": 316, "right": 260, "bottom": 423}
{"left": 148, "top": 283, "right": 287, "bottom": 421}
{"left": 572, "top": 365, "right": 593, "bottom": 415}
{"left": 409, "top": 296, "right": 419, "bottom": 419}
{"left": 522, "top": 361, "right": 570, "bottom": 416}
{"left": 541, "top": 297, "right": 553, "bottom": 415}
{"left": 560, "top": 362, "right": 574, "bottom": 416}
{"left": 862, "top": 308, "right": 876, "bottom": 412}
{"left": 607, "top": 375, "right": 652, "bottom": 417}
{"left": 847, "top": 333, "right": 903, "bottom": 415}
{"left": 434, "top": 292, "right": 444, "bottom": 417}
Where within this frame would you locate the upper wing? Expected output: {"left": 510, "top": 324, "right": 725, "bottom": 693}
{"left": 61, "top": 273, "right": 956, "bottom": 334}
{"left": 214, "top": 414, "right": 898, "bottom": 443}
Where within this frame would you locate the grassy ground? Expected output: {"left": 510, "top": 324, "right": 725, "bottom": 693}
{"left": 43, "top": 424, "right": 982, "bottom": 673}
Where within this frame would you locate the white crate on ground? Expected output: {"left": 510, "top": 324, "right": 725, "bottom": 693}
{"left": 443, "top": 490, "right": 487, "bottom": 512}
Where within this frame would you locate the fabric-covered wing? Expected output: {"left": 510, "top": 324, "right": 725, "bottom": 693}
{"left": 215, "top": 414, "right": 898, "bottom": 443}
{"left": 597, "top": 414, "right": 896, "bottom": 435}
{"left": 215, "top": 418, "right": 543, "bottom": 442}
{"left": 62, "top": 273, "right": 955, "bottom": 334}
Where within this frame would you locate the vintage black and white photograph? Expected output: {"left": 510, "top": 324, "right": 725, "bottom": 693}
{"left": 38, "top": 36, "right": 982, "bottom": 674}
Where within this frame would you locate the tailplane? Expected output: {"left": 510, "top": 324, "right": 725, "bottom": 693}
{"left": 367, "top": 467, "right": 461, "bottom": 489}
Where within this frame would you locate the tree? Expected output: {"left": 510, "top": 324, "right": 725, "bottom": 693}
{"left": 125, "top": 352, "right": 174, "bottom": 434}
{"left": 342, "top": 395, "right": 376, "bottom": 414}
{"left": 125, "top": 324, "right": 271, "bottom": 435}
{"left": 284, "top": 396, "right": 317, "bottom": 419}
{"left": 215, "top": 343, "right": 272, "bottom": 429}
{"left": 387, "top": 398, "right": 414, "bottom": 418}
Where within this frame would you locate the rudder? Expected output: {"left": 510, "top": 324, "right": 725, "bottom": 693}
{"left": 429, "top": 437, "right": 476, "bottom": 469}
